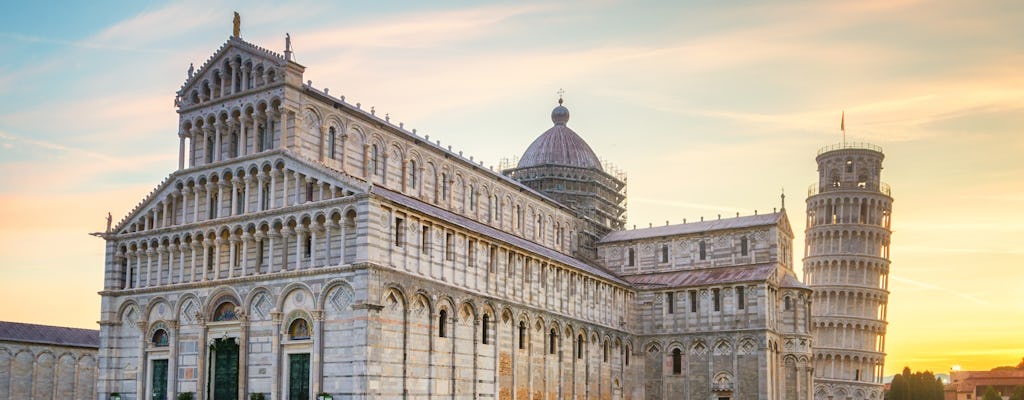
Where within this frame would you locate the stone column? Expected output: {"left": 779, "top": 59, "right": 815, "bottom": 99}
{"left": 265, "top": 110, "right": 274, "bottom": 150}
{"left": 240, "top": 114, "right": 250, "bottom": 157}
{"left": 305, "top": 176, "right": 316, "bottom": 204}
{"left": 178, "top": 131, "right": 187, "bottom": 170}
{"left": 231, "top": 177, "right": 243, "bottom": 216}
{"left": 238, "top": 312, "right": 250, "bottom": 399}
{"left": 339, "top": 134, "right": 348, "bottom": 173}
{"left": 270, "top": 311, "right": 283, "bottom": 397}
{"left": 168, "top": 320, "right": 179, "bottom": 399}
{"left": 155, "top": 243, "right": 164, "bottom": 286}
{"left": 229, "top": 119, "right": 240, "bottom": 159}
{"left": 144, "top": 247, "right": 155, "bottom": 288}
{"left": 228, "top": 60, "right": 239, "bottom": 96}
{"left": 294, "top": 226, "right": 305, "bottom": 270}
{"left": 244, "top": 175, "right": 254, "bottom": 214}
{"left": 192, "top": 185, "right": 202, "bottom": 223}
{"left": 240, "top": 232, "right": 252, "bottom": 277}
{"left": 196, "top": 316, "right": 208, "bottom": 400}
{"left": 214, "top": 237, "right": 224, "bottom": 280}
{"left": 135, "top": 321, "right": 148, "bottom": 399}
{"left": 311, "top": 310, "right": 325, "bottom": 395}
{"left": 270, "top": 170, "right": 279, "bottom": 209}
{"left": 268, "top": 229, "right": 279, "bottom": 273}
{"left": 217, "top": 181, "right": 228, "bottom": 219}
{"left": 177, "top": 244, "right": 186, "bottom": 284}
{"left": 228, "top": 235, "right": 239, "bottom": 279}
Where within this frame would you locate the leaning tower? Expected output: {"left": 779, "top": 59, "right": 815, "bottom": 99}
{"left": 804, "top": 143, "right": 893, "bottom": 400}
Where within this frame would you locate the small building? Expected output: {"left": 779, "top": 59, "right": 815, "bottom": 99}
{"left": 0, "top": 320, "right": 100, "bottom": 400}
{"left": 945, "top": 369, "right": 1024, "bottom": 400}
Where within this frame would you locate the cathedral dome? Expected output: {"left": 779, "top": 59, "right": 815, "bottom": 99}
{"left": 517, "top": 101, "right": 603, "bottom": 171}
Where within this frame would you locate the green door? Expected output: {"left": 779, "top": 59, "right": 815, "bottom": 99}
{"left": 209, "top": 339, "right": 239, "bottom": 400}
{"left": 151, "top": 359, "right": 168, "bottom": 400}
{"left": 288, "top": 353, "right": 310, "bottom": 400}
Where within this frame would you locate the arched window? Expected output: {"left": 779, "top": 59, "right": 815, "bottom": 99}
{"left": 371, "top": 144, "right": 380, "bottom": 176}
{"left": 672, "top": 348, "right": 682, "bottom": 374}
{"left": 604, "top": 341, "right": 609, "bottom": 362}
{"left": 481, "top": 315, "right": 490, "bottom": 344}
{"left": 845, "top": 159, "right": 854, "bottom": 173}
{"left": 438, "top": 310, "right": 447, "bottom": 338}
{"left": 549, "top": 329, "right": 557, "bottom": 354}
{"left": 741, "top": 236, "right": 749, "bottom": 256}
{"left": 699, "top": 240, "right": 707, "bottom": 260}
{"left": 213, "top": 302, "right": 238, "bottom": 321}
{"left": 625, "top": 346, "right": 630, "bottom": 366}
{"left": 328, "top": 127, "right": 337, "bottom": 159}
{"left": 627, "top": 248, "right": 635, "bottom": 266}
{"left": 288, "top": 318, "right": 310, "bottom": 340}
{"left": 152, "top": 329, "right": 169, "bottom": 347}
{"left": 518, "top": 322, "right": 526, "bottom": 350}
{"left": 441, "top": 173, "right": 450, "bottom": 200}
{"left": 408, "top": 160, "right": 417, "bottom": 189}
{"left": 661, "top": 244, "right": 668, "bottom": 263}
{"left": 577, "top": 335, "right": 584, "bottom": 359}
{"left": 784, "top": 296, "right": 792, "bottom": 311}
{"left": 469, "top": 185, "right": 476, "bottom": 211}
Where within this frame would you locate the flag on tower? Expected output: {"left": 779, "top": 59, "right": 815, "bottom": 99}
{"left": 841, "top": 110, "right": 846, "bottom": 144}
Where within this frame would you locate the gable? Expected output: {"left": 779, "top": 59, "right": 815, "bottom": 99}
{"left": 112, "top": 150, "right": 367, "bottom": 235}
{"left": 176, "top": 37, "right": 288, "bottom": 108}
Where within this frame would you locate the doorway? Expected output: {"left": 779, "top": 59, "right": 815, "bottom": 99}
{"left": 209, "top": 338, "right": 239, "bottom": 400}
{"left": 288, "top": 353, "right": 310, "bottom": 400}
{"left": 151, "top": 359, "right": 168, "bottom": 400}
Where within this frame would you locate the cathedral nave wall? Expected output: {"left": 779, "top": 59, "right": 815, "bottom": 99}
{"left": 596, "top": 224, "right": 779, "bottom": 276}
{"left": 371, "top": 268, "right": 631, "bottom": 400}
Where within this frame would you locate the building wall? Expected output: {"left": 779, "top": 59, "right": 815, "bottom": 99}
{"left": 0, "top": 341, "right": 97, "bottom": 400}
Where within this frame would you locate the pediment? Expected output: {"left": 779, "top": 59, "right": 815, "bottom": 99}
{"left": 112, "top": 150, "right": 367, "bottom": 235}
{"left": 776, "top": 210, "right": 793, "bottom": 237}
{"left": 176, "top": 37, "right": 288, "bottom": 106}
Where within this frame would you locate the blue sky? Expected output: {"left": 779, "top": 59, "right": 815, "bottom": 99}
{"left": 1, "top": 0, "right": 1023, "bottom": 374}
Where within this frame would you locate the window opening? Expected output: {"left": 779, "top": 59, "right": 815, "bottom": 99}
{"left": 737, "top": 287, "right": 745, "bottom": 310}
{"left": 713, "top": 288, "right": 721, "bottom": 311}
{"left": 690, "top": 290, "right": 698, "bottom": 313}
{"left": 394, "top": 217, "right": 405, "bottom": 247}
{"left": 627, "top": 248, "right": 635, "bottom": 266}
{"left": 288, "top": 318, "right": 310, "bottom": 340}
{"left": 518, "top": 322, "right": 526, "bottom": 350}
{"left": 549, "top": 329, "right": 557, "bottom": 354}
{"left": 661, "top": 244, "right": 668, "bottom": 263}
{"left": 672, "top": 349, "right": 682, "bottom": 374}
{"left": 667, "top": 292, "right": 674, "bottom": 314}
{"left": 741, "top": 237, "right": 748, "bottom": 256}
{"left": 699, "top": 240, "right": 707, "bottom": 260}
{"left": 438, "top": 310, "right": 447, "bottom": 337}
{"left": 481, "top": 315, "right": 490, "bottom": 344}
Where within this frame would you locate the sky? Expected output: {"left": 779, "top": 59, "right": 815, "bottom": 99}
{"left": 1, "top": 0, "right": 1022, "bottom": 376}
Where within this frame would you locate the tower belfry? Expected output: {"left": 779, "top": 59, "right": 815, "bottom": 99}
{"left": 804, "top": 142, "right": 893, "bottom": 399}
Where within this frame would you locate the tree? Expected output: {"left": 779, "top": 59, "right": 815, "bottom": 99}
{"left": 884, "top": 366, "right": 944, "bottom": 400}
{"left": 1017, "top": 357, "right": 1024, "bottom": 369}
{"left": 983, "top": 386, "right": 1002, "bottom": 400}
{"left": 1010, "top": 385, "right": 1024, "bottom": 400}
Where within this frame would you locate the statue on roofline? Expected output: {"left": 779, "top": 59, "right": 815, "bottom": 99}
{"left": 233, "top": 12, "right": 240, "bottom": 37}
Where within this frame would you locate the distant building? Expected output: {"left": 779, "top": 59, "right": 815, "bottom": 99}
{"left": 0, "top": 321, "right": 99, "bottom": 400}
{"left": 945, "top": 369, "right": 1024, "bottom": 400}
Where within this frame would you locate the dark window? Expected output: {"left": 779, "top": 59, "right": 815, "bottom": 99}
{"left": 481, "top": 315, "right": 490, "bottom": 344}
{"left": 445, "top": 232, "right": 454, "bottom": 261}
{"left": 846, "top": 159, "right": 854, "bottom": 173}
{"left": 549, "top": 329, "right": 557, "bottom": 354}
{"left": 741, "top": 236, "right": 748, "bottom": 256}
{"left": 577, "top": 335, "right": 584, "bottom": 359}
{"left": 209, "top": 192, "right": 218, "bottom": 219}
{"left": 304, "top": 234, "right": 312, "bottom": 259}
{"left": 421, "top": 226, "right": 430, "bottom": 254}
{"left": 625, "top": 346, "right": 630, "bottom": 366}
{"left": 690, "top": 290, "right": 697, "bottom": 313}
{"left": 667, "top": 292, "right": 674, "bottom": 314}
{"left": 737, "top": 287, "right": 745, "bottom": 310}
{"left": 604, "top": 341, "right": 609, "bottom": 362}
{"left": 328, "top": 128, "right": 336, "bottom": 159}
{"left": 661, "top": 245, "right": 668, "bottom": 263}
{"left": 371, "top": 145, "right": 380, "bottom": 176}
{"left": 468, "top": 239, "right": 476, "bottom": 266}
{"left": 784, "top": 296, "right": 792, "bottom": 311}
{"left": 672, "top": 349, "right": 682, "bottom": 374}
{"left": 306, "top": 182, "right": 314, "bottom": 202}
{"left": 699, "top": 240, "right": 707, "bottom": 260}
{"left": 713, "top": 288, "right": 721, "bottom": 311}
{"left": 152, "top": 329, "right": 169, "bottom": 347}
{"left": 627, "top": 248, "right": 635, "bottom": 266}
{"left": 394, "top": 217, "right": 404, "bottom": 247}
{"left": 438, "top": 310, "right": 447, "bottom": 337}
{"left": 518, "top": 322, "right": 526, "bottom": 350}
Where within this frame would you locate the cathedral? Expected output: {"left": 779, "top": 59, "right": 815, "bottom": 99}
{"left": 95, "top": 22, "right": 891, "bottom": 400}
